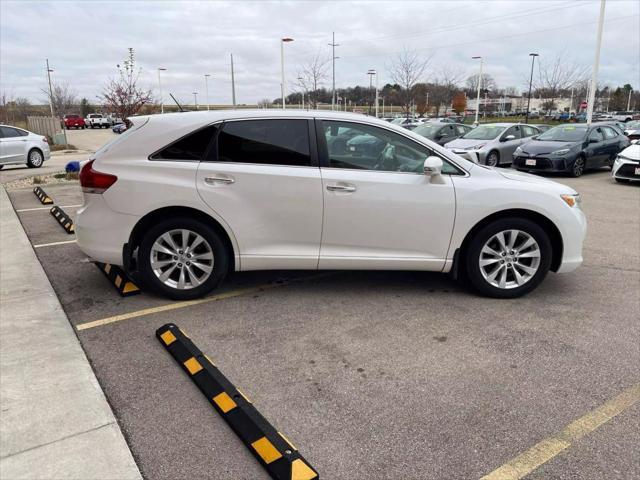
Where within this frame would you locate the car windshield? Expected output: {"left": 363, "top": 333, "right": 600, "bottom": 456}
{"left": 537, "top": 125, "right": 587, "bottom": 142}
{"left": 412, "top": 124, "right": 440, "bottom": 138}
{"left": 462, "top": 125, "right": 504, "bottom": 140}
{"left": 626, "top": 120, "right": 640, "bottom": 129}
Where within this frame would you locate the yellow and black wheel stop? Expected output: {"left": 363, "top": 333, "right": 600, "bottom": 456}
{"left": 49, "top": 206, "right": 74, "bottom": 234}
{"left": 95, "top": 262, "right": 141, "bottom": 297}
{"left": 156, "top": 323, "right": 319, "bottom": 480}
{"left": 33, "top": 186, "right": 53, "bottom": 205}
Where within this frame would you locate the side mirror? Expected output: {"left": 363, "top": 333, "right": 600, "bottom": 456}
{"left": 532, "top": 135, "right": 539, "bottom": 140}
{"left": 503, "top": 134, "right": 516, "bottom": 141}
{"left": 424, "top": 156, "right": 443, "bottom": 177}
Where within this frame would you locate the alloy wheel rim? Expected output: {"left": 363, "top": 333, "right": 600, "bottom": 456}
{"left": 573, "top": 158, "right": 584, "bottom": 176}
{"left": 30, "top": 151, "right": 42, "bottom": 166}
{"left": 487, "top": 153, "right": 498, "bottom": 166}
{"left": 479, "top": 229, "right": 541, "bottom": 289}
{"left": 150, "top": 229, "right": 214, "bottom": 290}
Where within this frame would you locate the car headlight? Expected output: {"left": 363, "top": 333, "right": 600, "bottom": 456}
{"left": 552, "top": 148, "right": 571, "bottom": 156}
{"left": 560, "top": 193, "right": 581, "bottom": 208}
{"left": 465, "top": 144, "right": 485, "bottom": 150}
{"left": 515, "top": 146, "right": 523, "bottom": 155}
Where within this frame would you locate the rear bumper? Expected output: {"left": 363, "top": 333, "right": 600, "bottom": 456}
{"left": 75, "top": 193, "right": 140, "bottom": 266}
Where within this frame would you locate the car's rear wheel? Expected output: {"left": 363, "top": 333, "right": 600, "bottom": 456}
{"left": 465, "top": 218, "right": 552, "bottom": 298}
{"left": 26, "top": 149, "right": 44, "bottom": 168}
{"left": 486, "top": 150, "right": 500, "bottom": 167}
{"left": 570, "top": 155, "right": 585, "bottom": 177}
{"left": 138, "top": 218, "right": 229, "bottom": 300}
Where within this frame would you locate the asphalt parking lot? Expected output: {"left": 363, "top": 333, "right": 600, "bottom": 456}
{"left": 5, "top": 168, "right": 639, "bottom": 479}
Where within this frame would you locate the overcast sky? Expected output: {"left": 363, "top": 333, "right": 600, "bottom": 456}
{"left": 1, "top": 0, "right": 638, "bottom": 106}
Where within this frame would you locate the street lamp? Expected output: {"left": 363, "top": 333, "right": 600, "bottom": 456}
{"left": 158, "top": 67, "right": 167, "bottom": 113}
{"left": 280, "top": 37, "right": 294, "bottom": 110}
{"left": 525, "top": 53, "right": 539, "bottom": 124}
{"left": 298, "top": 76, "right": 305, "bottom": 110}
{"left": 472, "top": 56, "right": 483, "bottom": 125}
{"left": 46, "top": 59, "right": 54, "bottom": 117}
{"left": 367, "top": 70, "right": 376, "bottom": 116}
{"left": 193, "top": 92, "right": 198, "bottom": 110}
{"left": 204, "top": 74, "right": 211, "bottom": 111}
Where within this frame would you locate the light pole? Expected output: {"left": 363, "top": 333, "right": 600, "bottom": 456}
{"left": 368, "top": 69, "right": 379, "bottom": 117}
{"left": 525, "top": 53, "right": 538, "bottom": 124}
{"left": 627, "top": 88, "right": 633, "bottom": 111}
{"left": 586, "top": 0, "right": 606, "bottom": 124}
{"left": 230, "top": 54, "right": 237, "bottom": 108}
{"left": 472, "top": 56, "right": 483, "bottom": 125}
{"left": 280, "top": 37, "right": 294, "bottom": 110}
{"left": 367, "top": 70, "right": 376, "bottom": 116}
{"left": 328, "top": 32, "right": 339, "bottom": 110}
{"left": 298, "top": 76, "right": 305, "bottom": 110}
{"left": 204, "top": 74, "right": 211, "bottom": 111}
{"left": 193, "top": 92, "right": 198, "bottom": 110}
{"left": 157, "top": 67, "right": 167, "bottom": 113}
{"left": 45, "top": 59, "right": 54, "bottom": 117}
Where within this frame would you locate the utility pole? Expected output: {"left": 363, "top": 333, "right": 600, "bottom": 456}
{"left": 367, "top": 70, "right": 375, "bottom": 116}
{"left": 230, "top": 54, "right": 237, "bottom": 107}
{"left": 525, "top": 53, "right": 538, "bottom": 124}
{"left": 46, "top": 59, "right": 55, "bottom": 117}
{"left": 627, "top": 88, "right": 633, "bottom": 111}
{"left": 204, "top": 74, "right": 211, "bottom": 111}
{"left": 472, "top": 56, "right": 483, "bottom": 125}
{"left": 281, "top": 37, "right": 294, "bottom": 109}
{"left": 586, "top": 0, "right": 606, "bottom": 124}
{"left": 193, "top": 92, "right": 198, "bottom": 110}
{"left": 298, "top": 76, "right": 305, "bottom": 110}
{"left": 328, "top": 32, "right": 339, "bottom": 110}
{"left": 157, "top": 67, "right": 167, "bottom": 113}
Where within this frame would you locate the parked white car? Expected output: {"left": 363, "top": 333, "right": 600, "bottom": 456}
{"left": 612, "top": 142, "right": 640, "bottom": 183}
{"left": 76, "top": 110, "right": 586, "bottom": 300}
{"left": 0, "top": 125, "right": 51, "bottom": 169}
{"left": 86, "top": 114, "right": 111, "bottom": 129}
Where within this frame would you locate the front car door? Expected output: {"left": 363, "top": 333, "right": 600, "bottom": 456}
{"left": 196, "top": 118, "right": 323, "bottom": 271}
{"left": 317, "top": 119, "right": 458, "bottom": 271}
{"left": 497, "top": 125, "right": 523, "bottom": 163}
{"left": 0, "top": 126, "right": 28, "bottom": 164}
{"left": 585, "top": 127, "right": 606, "bottom": 167}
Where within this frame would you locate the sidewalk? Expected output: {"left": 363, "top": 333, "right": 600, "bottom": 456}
{"left": 0, "top": 186, "right": 141, "bottom": 479}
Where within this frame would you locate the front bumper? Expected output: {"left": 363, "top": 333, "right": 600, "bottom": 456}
{"left": 612, "top": 156, "right": 640, "bottom": 181}
{"left": 513, "top": 154, "right": 573, "bottom": 172}
{"left": 556, "top": 204, "right": 587, "bottom": 274}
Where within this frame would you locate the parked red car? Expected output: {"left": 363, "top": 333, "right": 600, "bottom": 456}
{"left": 63, "top": 114, "right": 85, "bottom": 129}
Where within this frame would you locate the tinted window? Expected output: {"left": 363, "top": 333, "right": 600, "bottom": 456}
{"left": 463, "top": 125, "right": 504, "bottom": 140}
{"left": 322, "top": 120, "right": 462, "bottom": 175}
{"left": 0, "top": 126, "right": 23, "bottom": 138}
{"left": 522, "top": 125, "right": 538, "bottom": 137}
{"left": 152, "top": 124, "right": 218, "bottom": 160}
{"left": 216, "top": 119, "right": 310, "bottom": 166}
{"left": 589, "top": 128, "right": 604, "bottom": 142}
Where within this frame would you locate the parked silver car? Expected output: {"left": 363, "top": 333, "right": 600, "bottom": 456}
{"left": 0, "top": 125, "right": 51, "bottom": 169}
{"left": 444, "top": 123, "right": 541, "bottom": 166}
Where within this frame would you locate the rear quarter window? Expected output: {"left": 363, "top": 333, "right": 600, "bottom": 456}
{"left": 150, "top": 124, "right": 219, "bottom": 161}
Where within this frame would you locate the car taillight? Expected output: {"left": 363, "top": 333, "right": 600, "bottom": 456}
{"left": 80, "top": 160, "right": 117, "bottom": 194}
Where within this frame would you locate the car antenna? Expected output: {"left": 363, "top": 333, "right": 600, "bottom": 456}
{"left": 169, "top": 93, "right": 185, "bottom": 112}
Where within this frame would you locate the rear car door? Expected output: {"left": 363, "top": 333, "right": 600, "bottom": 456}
{"left": 317, "top": 119, "right": 457, "bottom": 271}
{"left": 601, "top": 126, "right": 620, "bottom": 164}
{"left": 585, "top": 128, "right": 606, "bottom": 167}
{"left": 0, "top": 126, "right": 28, "bottom": 163}
{"left": 196, "top": 118, "right": 323, "bottom": 271}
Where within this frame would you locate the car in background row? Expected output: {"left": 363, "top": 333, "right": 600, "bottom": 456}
{"left": 412, "top": 122, "right": 472, "bottom": 146}
{"left": 513, "top": 124, "right": 630, "bottom": 177}
{"left": 86, "top": 114, "right": 111, "bottom": 129}
{"left": 444, "top": 123, "right": 540, "bottom": 166}
{"left": 0, "top": 125, "right": 50, "bottom": 169}
{"left": 612, "top": 142, "right": 640, "bottom": 183}
{"left": 532, "top": 124, "right": 553, "bottom": 132}
{"left": 64, "top": 114, "right": 86, "bottom": 129}
{"left": 623, "top": 120, "right": 640, "bottom": 140}
{"left": 112, "top": 122, "right": 127, "bottom": 134}
{"left": 611, "top": 111, "right": 636, "bottom": 122}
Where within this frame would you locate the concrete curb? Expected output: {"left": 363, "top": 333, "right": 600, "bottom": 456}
{"left": 0, "top": 186, "right": 142, "bottom": 480}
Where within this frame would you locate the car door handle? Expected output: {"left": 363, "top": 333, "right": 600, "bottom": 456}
{"left": 204, "top": 175, "right": 234, "bottom": 185}
{"left": 326, "top": 183, "right": 356, "bottom": 193}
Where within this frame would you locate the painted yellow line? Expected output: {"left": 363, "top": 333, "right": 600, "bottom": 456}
{"left": 33, "top": 239, "right": 77, "bottom": 248}
{"left": 76, "top": 273, "right": 333, "bottom": 331}
{"left": 17, "top": 204, "right": 82, "bottom": 212}
{"left": 481, "top": 384, "right": 640, "bottom": 480}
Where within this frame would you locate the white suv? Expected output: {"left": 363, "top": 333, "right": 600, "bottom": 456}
{"left": 76, "top": 110, "right": 586, "bottom": 300}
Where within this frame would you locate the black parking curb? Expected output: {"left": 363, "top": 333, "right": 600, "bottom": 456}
{"left": 156, "top": 323, "right": 319, "bottom": 480}
{"left": 49, "top": 206, "right": 74, "bottom": 234}
{"left": 95, "top": 262, "right": 141, "bottom": 297}
{"left": 33, "top": 187, "right": 53, "bottom": 205}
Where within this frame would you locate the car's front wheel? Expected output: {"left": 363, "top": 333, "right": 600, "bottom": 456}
{"left": 485, "top": 150, "right": 500, "bottom": 167}
{"left": 465, "top": 218, "right": 552, "bottom": 298}
{"left": 570, "top": 156, "right": 586, "bottom": 177}
{"left": 138, "top": 218, "right": 229, "bottom": 300}
{"left": 26, "top": 149, "right": 44, "bottom": 168}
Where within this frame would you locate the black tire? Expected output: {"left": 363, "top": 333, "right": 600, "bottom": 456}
{"left": 485, "top": 150, "right": 500, "bottom": 167}
{"left": 138, "top": 217, "right": 229, "bottom": 300}
{"left": 26, "top": 148, "right": 44, "bottom": 168}
{"left": 464, "top": 217, "right": 553, "bottom": 298}
{"left": 570, "top": 155, "right": 586, "bottom": 177}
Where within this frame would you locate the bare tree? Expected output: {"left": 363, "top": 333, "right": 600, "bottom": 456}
{"left": 465, "top": 73, "right": 497, "bottom": 96}
{"left": 41, "top": 81, "right": 77, "bottom": 117}
{"left": 0, "top": 90, "right": 14, "bottom": 124}
{"left": 533, "top": 54, "right": 588, "bottom": 114}
{"left": 257, "top": 99, "right": 272, "bottom": 109}
{"left": 388, "top": 49, "right": 431, "bottom": 116}
{"left": 100, "top": 48, "right": 153, "bottom": 123}
{"left": 296, "top": 52, "right": 329, "bottom": 109}
{"left": 431, "top": 66, "right": 464, "bottom": 116}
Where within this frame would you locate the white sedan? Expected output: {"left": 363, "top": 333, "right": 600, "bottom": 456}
{"left": 0, "top": 125, "right": 51, "bottom": 169}
{"left": 76, "top": 110, "right": 586, "bottom": 300}
{"left": 612, "top": 142, "right": 640, "bottom": 183}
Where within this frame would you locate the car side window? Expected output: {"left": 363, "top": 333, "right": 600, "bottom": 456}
{"left": 455, "top": 125, "right": 468, "bottom": 135}
{"left": 589, "top": 128, "right": 604, "bottom": 142}
{"left": 522, "top": 126, "right": 537, "bottom": 137}
{"left": 502, "top": 126, "right": 521, "bottom": 140}
{"left": 151, "top": 124, "right": 218, "bottom": 161}
{"left": 602, "top": 127, "right": 617, "bottom": 139}
{"left": 0, "top": 126, "right": 21, "bottom": 138}
{"left": 215, "top": 119, "right": 311, "bottom": 166}
{"left": 322, "top": 120, "right": 462, "bottom": 175}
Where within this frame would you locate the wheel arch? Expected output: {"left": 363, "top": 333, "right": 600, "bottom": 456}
{"left": 126, "top": 206, "right": 237, "bottom": 272}
{"left": 455, "top": 208, "right": 563, "bottom": 276}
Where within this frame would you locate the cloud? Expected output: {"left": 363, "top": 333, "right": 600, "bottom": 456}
{"left": 1, "top": 0, "right": 638, "bottom": 105}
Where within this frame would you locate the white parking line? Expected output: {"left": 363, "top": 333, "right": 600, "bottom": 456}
{"left": 34, "top": 239, "right": 77, "bottom": 248}
{"left": 16, "top": 204, "right": 83, "bottom": 212}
